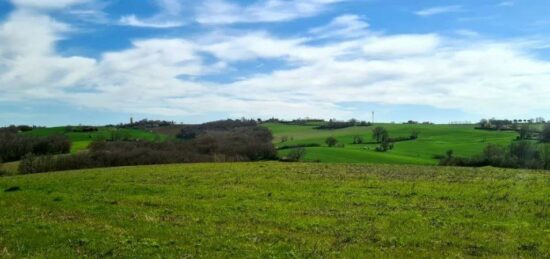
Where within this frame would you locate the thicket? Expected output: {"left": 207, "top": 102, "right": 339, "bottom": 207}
{"left": 177, "top": 119, "right": 258, "bottom": 140}
{"left": 120, "top": 119, "right": 176, "bottom": 130}
{"left": 0, "top": 129, "right": 71, "bottom": 162}
{"left": 439, "top": 141, "right": 550, "bottom": 170}
{"left": 65, "top": 126, "right": 98, "bottom": 132}
{"left": 19, "top": 126, "right": 277, "bottom": 174}
{"left": 315, "top": 119, "right": 371, "bottom": 130}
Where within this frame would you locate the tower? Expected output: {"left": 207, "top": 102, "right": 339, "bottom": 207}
{"left": 372, "top": 111, "right": 375, "bottom": 124}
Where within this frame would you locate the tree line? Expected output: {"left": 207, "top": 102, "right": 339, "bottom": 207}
{"left": 440, "top": 141, "right": 550, "bottom": 170}
{"left": 19, "top": 121, "right": 277, "bottom": 174}
{"left": 0, "top": 127, "right": 71, "bottom": 162}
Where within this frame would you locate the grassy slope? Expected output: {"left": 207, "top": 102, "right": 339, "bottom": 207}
{"left": 22, "top": 127, "right": 168, "bottom": 153}
{"left": 265, "top": 123, "right": 518, "bottom": 165}
{"left": 0, "top": 161, "right": 19, "bottom": 176}
{"left": 0, "top": 162, "right": 548, "bottom": 257}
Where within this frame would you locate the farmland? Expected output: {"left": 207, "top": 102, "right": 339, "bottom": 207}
{"left": 0, "top": 162, "right": 548, "bottom": 257}
{"left": 265, "top": 123, "right": 519, "bottom": 165}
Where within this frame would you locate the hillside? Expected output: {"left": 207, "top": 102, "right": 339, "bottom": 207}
{"left": 21, "top": 127, "right": 168, "bottom": 153}
{"left": 264, "top": 123, "right": 518, "bottom": 164}
{"left": 0, "top": 162, "right": 548, "bottom": 257}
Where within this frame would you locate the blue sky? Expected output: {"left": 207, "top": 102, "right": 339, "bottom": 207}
{"left": 1, "top": 0, "right": 550, "bottom": 126}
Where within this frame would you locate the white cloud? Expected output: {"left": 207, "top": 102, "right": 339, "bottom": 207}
{"left": 118, "top": 0, "right": 186, "bottom": 28}
{"left": 119, "top": 15, "right": 184, "bottom": 28}
{"left": 309, "top": 15, "right": 369, "bottom": 39}
{"left": 415, "top": 5, "right": 462, "bottom": 17}
{"left": 197, "top": 0, "right": 347, "bottom": 25}
{"left": 362, "top": 34, "right": 441, "bottom": 57}
{"left": 0, "top": 10, "right": 95, "bottom": 99}
{"left": 3, "top": 7, "right": 550, "bottom": 120}
{"left": 10, "top": 0, "right": 92, "bottom": 9}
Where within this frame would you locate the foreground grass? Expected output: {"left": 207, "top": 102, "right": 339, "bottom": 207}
{"left": 0, "top": 162, "right": 548, "bottom": 257}
{"left": 266, "top": 123, "right": 518, "bottom": 165}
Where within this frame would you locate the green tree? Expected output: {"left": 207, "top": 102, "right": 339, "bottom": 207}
{"left": 372, "top": 126, "right": 388, "bottom": 143}
{"left": 541, "top": 124, "right": 550, "bottom": 143}
{"left": 519, "top": 124, "right": 531, "bottom": 140}
{"left": 325, "top": 136, "right": 338, "bottom": 147}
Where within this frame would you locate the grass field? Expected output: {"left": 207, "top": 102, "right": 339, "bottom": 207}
{"left": 22, "top": 127, "right": 168, "bottom": 153}
{"left": 0, "top": 162, "right": 548, "bottom": 257}
{"left": 265, "top": 123, "right": 518, "bottom": 165}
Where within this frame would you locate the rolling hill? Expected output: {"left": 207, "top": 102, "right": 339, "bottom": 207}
{"left": 264, "top": 123, "right": 519, "bottom": 164}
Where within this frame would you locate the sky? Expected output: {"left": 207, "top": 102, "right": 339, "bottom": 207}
{"left": 1, "top": 0, "right": 550, "bottom": 126}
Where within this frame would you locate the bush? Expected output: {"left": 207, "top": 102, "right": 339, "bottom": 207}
{"left": 325, "top": 137, "right": 338, "bottom": 147}
{"left": 375, "top": 139, "right": 393, "bottom": 152}
{"left": 278, "top": 143, "right": 320, "bottom": 150}
{"left": 352, "top": 136, "right": 364, "bottom": 144}
{"left": 285, "top": 148, "right": 306, "bottom": 162}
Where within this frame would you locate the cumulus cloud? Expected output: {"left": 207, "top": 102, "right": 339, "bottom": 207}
{"left": 2, "top": 3, "right": 550, "bottom": 120}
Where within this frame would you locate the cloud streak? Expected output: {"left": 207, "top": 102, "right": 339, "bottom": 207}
{"left": 415, "top": 5, "right": 462, "bottom": 17}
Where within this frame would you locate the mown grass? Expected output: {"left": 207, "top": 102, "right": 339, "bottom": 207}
{"left": 22, "top": 127, "right": 168, "bottom": 153}
{"left": 265, "top": 123, "right": 518, "bottom": 165}
{"left": 0, "top": 162, "right": 548, "bottom": 257}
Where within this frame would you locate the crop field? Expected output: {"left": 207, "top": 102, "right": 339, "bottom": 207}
{"left": 22, "top": 127, "right": 168, "bottom": 153}
{"left": 0, "top": 162, "right": 548, "bottom": 257}
{"left": 265, "top": 123, "right": 519, "bottom": 165}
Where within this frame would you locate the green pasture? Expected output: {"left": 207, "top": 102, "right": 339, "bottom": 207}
{"left": 265, "top": 123, "right": 518, "bottom": 165}
{"left": 0, "top": 162, "right": 547, "bottom": 257}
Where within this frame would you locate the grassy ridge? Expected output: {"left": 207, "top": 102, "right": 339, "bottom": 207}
{"left": 265, "top": 123, "right": 518, "bottom": 164}
{"left": 0, "top": 162, "right": 548, "bottom": 257}
{"left": 22, "top": 127, "right": 168, "bottom": 153}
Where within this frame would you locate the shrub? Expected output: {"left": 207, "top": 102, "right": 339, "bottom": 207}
{"left": 277, "top": 143, "right": 320, "bottom": 150}
{"left": 285, "top": 148, "right": 306, "bottom": 162}
{"left": 375, "top": 139, "right": 393, "bottom": 152}
{"left": 325, "top": 136, "right": 338, "bottom": 147}
{"left": 352, "top": 136, "right": 364, "bottom": 144}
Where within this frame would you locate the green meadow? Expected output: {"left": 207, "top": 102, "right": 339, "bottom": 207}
{"left": 0, "top": 162, "right": 548, "bottom": 257}
{"left": 265, "top": 123, "right": 518, "bottom": 165}
{"left": 21, "top": 127, "right": 168, "bottom": 153}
